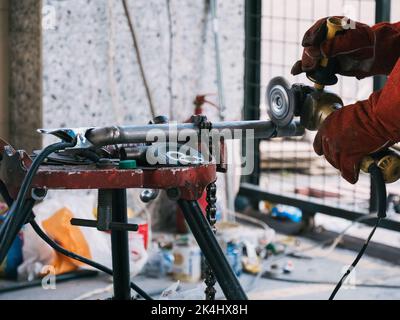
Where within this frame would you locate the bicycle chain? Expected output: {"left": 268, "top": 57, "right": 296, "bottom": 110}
{"left": 205, "top": 182, "right": 217, "bottom": 300}
{"left": 191, "top": 115, "right": 218, "bottom": 300}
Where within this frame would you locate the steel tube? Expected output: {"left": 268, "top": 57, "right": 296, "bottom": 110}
{"left": 111, "top": 189, "right": 131, "bottom": 300}
{"left": 374, "top": 0, "right": 391, "bottom": 91}
{"left": 239, "top": 183, "right": 400, "bottom": 232}
{"left": 371, "top": 0, "right": 391, "bottom": 213}
{"left": 243, "top": 0, "right": 262, "bottom": 186}
{"left": 85, "top": 120, "right": 304, "bottom": 147}
{"left": 178, "top": 199, "right": 248, "bottom": 300}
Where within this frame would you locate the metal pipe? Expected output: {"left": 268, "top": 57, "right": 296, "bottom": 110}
{"left": 371, "top": 0, "right": 391, "bottom": 212}
{"left": 85, "top": 120, "right": 304, "bottom": 147}
{"left": 210, "top": 0, "right": 235, "bottom": 217}
{"left": 111, "top": 189, "right": 131, "bottom": 300}
{"left": 177, "top": 199, "right": 248, "bottom": 300}
{"left": 243, "top": 0, "right": 262, "bottom": 186}
{"left": 374, "top": 0, "right": 391, "bottom": 91}
{"left": 239, "top": 183, "right": 400, "bottom": 232}
{"left": 210, "top": 0, "right": 226, "bottom": 121}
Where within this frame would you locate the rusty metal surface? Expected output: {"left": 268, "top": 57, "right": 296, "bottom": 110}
{"left": 0, "top": 138, "right": 216, "bottom": 200}
{"left": 31, "top": 164, "right": 216, "bottom": 200}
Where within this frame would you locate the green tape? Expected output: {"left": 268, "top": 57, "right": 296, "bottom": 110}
{"left": 119, "top": 160, "right": 137, "bottom": 169}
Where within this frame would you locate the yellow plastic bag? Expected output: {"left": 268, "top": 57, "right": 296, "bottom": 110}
{"left": 42, "top": 207, "right": 92, "bottom": 275}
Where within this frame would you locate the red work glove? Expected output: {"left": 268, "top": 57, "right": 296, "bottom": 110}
{"left": 313, "top": 59, "right": 400, "bottom": 183}
{"left": 292, "top": 17, "right": 400, "bottom": 79}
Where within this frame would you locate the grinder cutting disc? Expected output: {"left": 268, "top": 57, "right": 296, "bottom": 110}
{"left": 266, "top": 77, "right": 295, "bottom": 127}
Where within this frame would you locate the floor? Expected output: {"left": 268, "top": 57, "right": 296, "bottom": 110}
{"left": 1, "top": 234, "right": 400, "bottom": 300}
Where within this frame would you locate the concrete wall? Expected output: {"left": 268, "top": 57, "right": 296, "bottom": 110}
{"left": 41, "top": 0, "right": 244, "bottom": 146}
{"left": 6, "top": 0, "right": 244, "bottom": 151}
{"left": 0, "top": 0, "right": 8, "bottom": 141}
{"left": 3, "top": 0, "right": 244, "bottom": 218}
{"left": 9, "top": 0, "right": 42, "bottom": 152}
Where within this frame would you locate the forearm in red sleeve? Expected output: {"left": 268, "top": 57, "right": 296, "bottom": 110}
{"left": 370, "top": 22, "right": 400, "bottom": 76}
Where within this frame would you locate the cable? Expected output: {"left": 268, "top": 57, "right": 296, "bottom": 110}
{"left": 0, "top": 180, "right": 152, "bottom": 300}
{"left": 0, "top": 141, "right": 75, "bottom": 263}
{"left": 233, "top": 210, "right": 271, "bottom": 230}
{"left": 0, "top": 145, "right": 153, "bottom": 300}
{"left": 272, "top": 213, "right": 376, "bottom": 263}
{"left": 245, "top": 212, "right": 377, "bottom": 293}
{"left": 122, "top": 0, "right": 156, "bottom": 119}
{"left": 329, "top": 164, "right": 387, "bottom": 299}
{"left": 0, "top": 270, "right": 99, "bottom": 294}
{"left": 263, "top": 269, "right": 400, "bottom": 290}
{"left": 29, "top": 218, "right": 153, "bottom": 300}
{"left": 74, "top": 284, "right": 113, "bottom": 300}
{"left": 287, "top": 213, "right": 377, "bottom": 260}
{"left": 243, "top": 164, "right": 387, "bottom": 299}
{"left": 329, "top": 218, "right": 382, "bottom": 300}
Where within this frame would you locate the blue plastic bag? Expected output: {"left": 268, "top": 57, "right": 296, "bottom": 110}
{"left": 0, "top": 214, "right": 23, "bottom": 279}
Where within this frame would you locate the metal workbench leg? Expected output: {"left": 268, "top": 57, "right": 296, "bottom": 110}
{"left": 111, "top": 189, "right": 131, "bottom": 300}
{"left": 177, "top": 200, "right": 248, "bottom": 300}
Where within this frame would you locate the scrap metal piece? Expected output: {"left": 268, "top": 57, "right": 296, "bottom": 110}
{"left": 38, "top": 127, "right": 94, "bottom": 149}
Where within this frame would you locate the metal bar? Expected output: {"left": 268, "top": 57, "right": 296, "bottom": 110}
{"left": 371, "top": 0, "right": 391, "bottom": 213}
{"left": 85, "top": 120, "right": 304, "bottom": 147}
{"left": 373, "top": 0, "right": 391, "bottom": 91}
{"left": 177, "top": 200, "right": 248, "bottom": 300}
{"left": 70, "top": 218, "right": 98, "bottom": 228}
{"left": 239, "top": 183, "right": 400, "bottom": 232}
{"left": 210, "top": 0, "right": 226, "bottom": 121}
{"left": 111, "top": 189, "right": 131, "bottom": 300}
{"left": 210, "top": 0, "right": 235, "bottom": 215}
{"left": 242, "top": 0, "right": 262, "bottom": 186}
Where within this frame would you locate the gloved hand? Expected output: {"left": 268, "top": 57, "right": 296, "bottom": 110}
{"left": 313, "top": 59, "right": 400, "bottom": 183}
{"left": 292, "top": 17, "right": 400, "bottom": 79}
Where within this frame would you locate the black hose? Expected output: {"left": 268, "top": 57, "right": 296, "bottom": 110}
{"left": 0, "top": 141, "right": 76, "bottom": 263}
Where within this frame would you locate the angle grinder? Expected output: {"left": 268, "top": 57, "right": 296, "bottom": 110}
{"left": 268, "top": 18, "right": 394, "bottom": 298}
{"left": 266, "top": 17, "right": 400, "bottom": 184}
